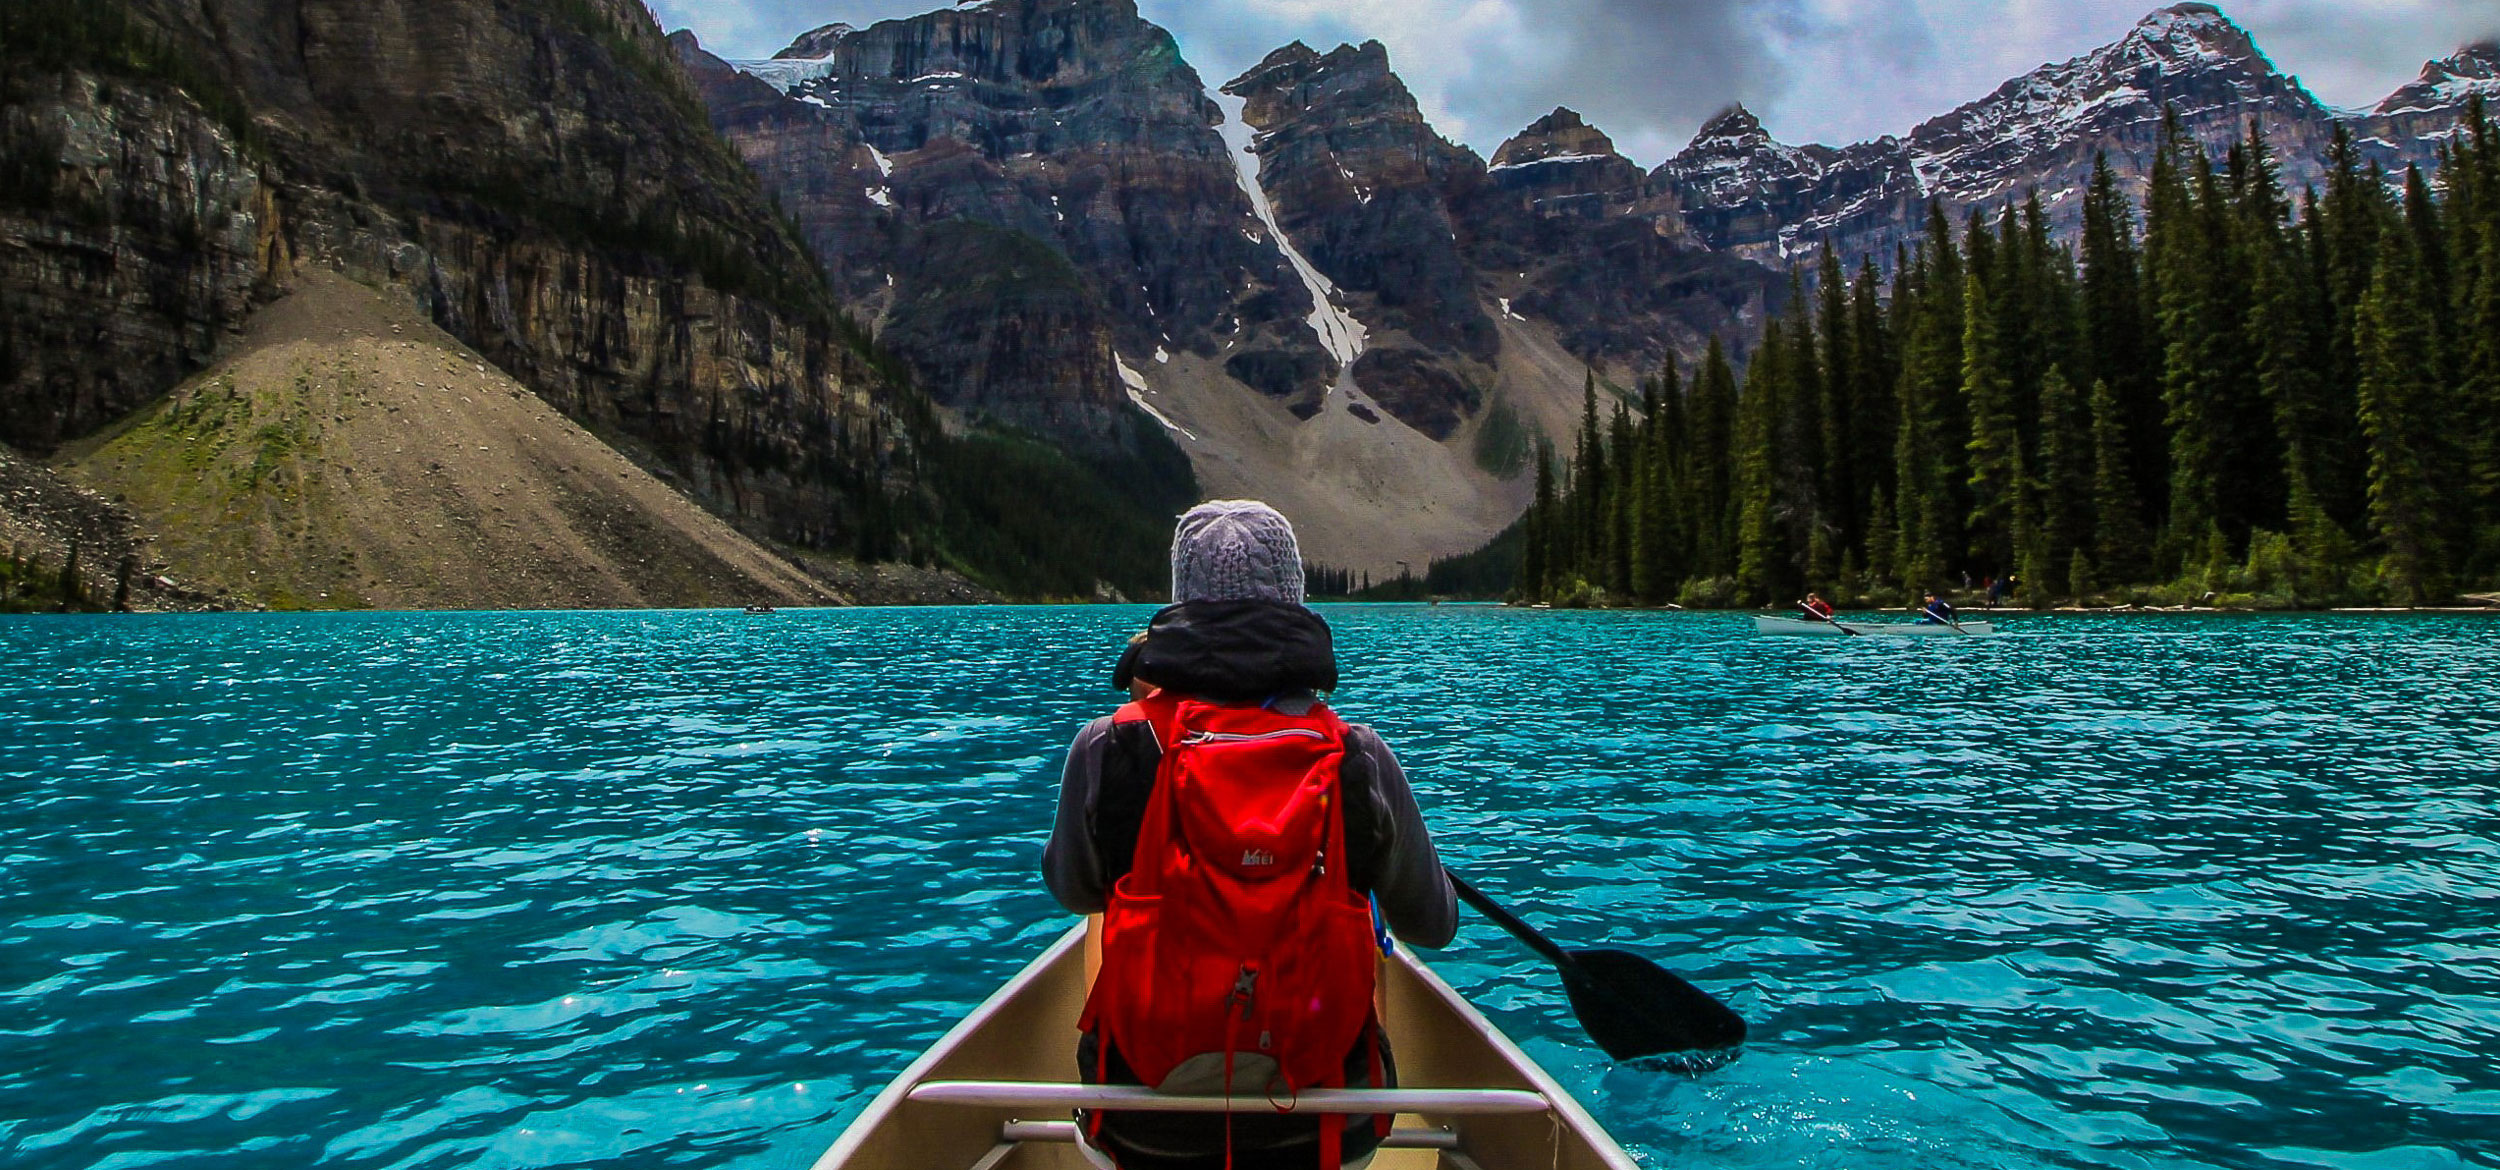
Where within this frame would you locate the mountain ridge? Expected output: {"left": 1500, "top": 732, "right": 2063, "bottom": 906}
{"left": 1656, "top": 2, "right": 2489, "bottom": 267}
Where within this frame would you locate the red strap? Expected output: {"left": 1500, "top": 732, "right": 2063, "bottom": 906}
{"left": 1222, "top": 1011, "right": 1238, "bottom": 1170}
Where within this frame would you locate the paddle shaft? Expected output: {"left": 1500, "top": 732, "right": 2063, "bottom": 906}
{"left": 1797, "top": 601, "right": 1859, "bottom": 635}
{"left": 1914, "top": 603, "right": 1967, "bottom": 632}
{"left": 1445, "top": 868, "right": 1749, "bottom": 1061}
{"left": 1446, "top": 871, "right": 1573, "bottom": 968}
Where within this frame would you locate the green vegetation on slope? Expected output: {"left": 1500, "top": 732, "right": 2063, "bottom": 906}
{"left": 0, "top": 0, "right": 262, "bottom": 155}
{"left": 920, "top": 416, "right": 1195, "bottom": 601}
{"left": 0, "top": 541, "right": 104, "bottom": 613}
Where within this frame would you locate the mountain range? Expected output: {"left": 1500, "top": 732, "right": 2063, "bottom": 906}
{"left": 2, "top": 0, "right": 2493, "bottom": 603}
{"left": 680, "top": 0, "right": 2496, "bottom": 574}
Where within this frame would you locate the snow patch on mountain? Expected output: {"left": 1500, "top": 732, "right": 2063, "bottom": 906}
{"left": 1212, "top": 88, "right": 1367, "bottom": 368}
{"left": 735, "top": 54, "right": 840, "bottom": 91}
{"left": 1487, "top": 153, "right": 1608, "bottom": 174}
{"left": 1904, "top": 2, "right": 2315, "bottom": 206}
{"left": 1117, "top": 356, "right": 1197, "bottom": 441}
{"left": 2376, "top": 43, "right": 2500, "bottom": 116}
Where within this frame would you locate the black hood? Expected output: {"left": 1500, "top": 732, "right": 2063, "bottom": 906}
{"left": 1112, "top": 600, "right": 1338, "bottom": 701}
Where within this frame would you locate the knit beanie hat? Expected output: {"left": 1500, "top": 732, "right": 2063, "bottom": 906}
{"left": 1170, "top": 500, "right": 1305, "bottom": 606}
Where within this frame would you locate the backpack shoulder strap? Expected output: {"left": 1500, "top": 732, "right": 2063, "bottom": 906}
{"left": 1097, "top": 695, "right": 1187, "bottom": 890}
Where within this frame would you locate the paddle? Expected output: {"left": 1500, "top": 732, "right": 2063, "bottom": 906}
{"left": 1444, "top": 869, "right": 1746, "bottom": 1065}
{"left": 1913, "top": 601, "right": 1970, "bottom": 634}
{"left": 1797, "top": 600, "right": 1860, "bottom": 636}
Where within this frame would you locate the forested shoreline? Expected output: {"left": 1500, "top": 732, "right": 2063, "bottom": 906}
{"left": 1497, "top": 101, "right": 2500, "bottom": 610}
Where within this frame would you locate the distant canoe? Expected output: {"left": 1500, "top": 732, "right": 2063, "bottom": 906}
{"left": 744, "top": 605, "right": 778, "bottom": 615}
{"left": 807, "top": 924, "right": 1638, "bottom": 1170}
{"left": 1755, "top": 615, "right": 1998, "bottom": 637}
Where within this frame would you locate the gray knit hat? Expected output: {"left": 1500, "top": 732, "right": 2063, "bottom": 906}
{"left": 1170, "top": 500, "right": 1305, "bottom": 605}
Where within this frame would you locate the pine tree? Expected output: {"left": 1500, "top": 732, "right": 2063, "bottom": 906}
{"left": 1780, "top": 283, "right": 1834, "bottom": 586}
{"left": 2467, "top": 204, "right": 2500, "bottom": 579}
{"left": 1523, "top": 445, "right": 1554, "bottom": 599}
{"left": 2355, "top": 224, "right": 2459, "bottom": 603}
{"left": 1848, "top": 256, "right": 1899, "bottom": 532}
{"left": 1816, "top": 248, "right": 1857, "bottom": 555}
{"left": 1892, "top": 209, "right": 1968, "bottom": 589}
{"left": 1962, "top": 268, "right": 2022, "bottom": 576}
{"left": 1735, "top": 329, "right": 1791, "bottom": 603}
{"left": 2148, "top": 120, "right": 2240, "bottom": 569}
{"left": 1574, "top": 373, "right": 1604, "bottom": 582}
{"left": 1689, "top": 337, "right": 1741, "bottom": 579}
{"left": 2319, "top": 124, "right": 2391, "bottom": 517}
{"left": 1607, "top": 401, "right": 1635, "bottom": 594}
{"left": 2251, "top": 182, "right": 2355, "bottom": 578}
{"left": 1632, "top": 365, "right": 1683, "bottom": 603}
{"left": 2081, "top": 153, "right": 2159, "bottom": 523}
{"left": 2035, "top": 365, "right": 2093, "bottom": 597}
{"left": 2089, "top": 377, "right": 2152, "bottom": 587}
{"left": 1865, "top": 485, "right": 1899, "bottom": 590}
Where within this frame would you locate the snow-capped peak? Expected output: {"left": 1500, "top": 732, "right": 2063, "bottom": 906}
{"left": 2375, "top": 41, "right": 2500, "bottom": 117}
{"left": 1489, "top": 105, "right": 1624, "bottom": 170}
{"left": 2134, "top": 2, "right": 2233, "bottom": 39}
{"left": 1691, "top": 104, "right": 1768, "bottom": 148}
{"left": 776, "top": 22, "right": 854, "bottom": 61}
{"left": 2120, "top": 3, "right": 2266, "bottom": 71}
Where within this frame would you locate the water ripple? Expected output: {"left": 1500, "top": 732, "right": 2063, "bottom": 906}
{"left": 3, "top": 607, "right": 2497, "bottom": 1169}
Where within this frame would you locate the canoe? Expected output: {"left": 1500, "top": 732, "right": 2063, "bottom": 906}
{"left": 1754, "top": 615, "right": 1998, "bottom": 637}
{"left": 808, "top": 924, "right": 1637, "bottom": 1170}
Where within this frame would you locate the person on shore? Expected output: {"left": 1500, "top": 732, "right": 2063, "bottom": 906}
{"left": 1986, "top": 576, "right": 2005, "bottom": 609}
{"left": 1045, "top": 500, "right": 1457, "bottom": 1170}
{"left": 1799, "top": 592, "right": 1836, "bottom": 624}
{"left": 1916, "top": 592, "right": 1957, "bottom": 625}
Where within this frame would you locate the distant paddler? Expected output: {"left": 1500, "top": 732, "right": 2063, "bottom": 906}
{"left": 1913, "top": 591, "right": 1964, "bottom": 630}
{"left": 1796, "top": 592, "right": 1858, "bottom": 636}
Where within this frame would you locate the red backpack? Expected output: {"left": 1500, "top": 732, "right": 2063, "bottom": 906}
{"left": 1078, "top": 694, "right": 1383, "bottom": 1155}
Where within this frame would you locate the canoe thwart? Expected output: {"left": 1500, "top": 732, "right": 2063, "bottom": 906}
{"left": 908, "top": 1081, "right": 1551, "bottom": 1116}
{"left": 999, "top": 1121, "right": 1461, "bottom": 1149}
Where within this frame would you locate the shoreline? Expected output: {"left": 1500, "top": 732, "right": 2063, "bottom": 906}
{"left": 9, "top": 598, "right": 2500, "bottom": 618}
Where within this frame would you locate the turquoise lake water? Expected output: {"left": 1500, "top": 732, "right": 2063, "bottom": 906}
{"left": 3, "top": 606, "right": 2496, "bottom": 1170}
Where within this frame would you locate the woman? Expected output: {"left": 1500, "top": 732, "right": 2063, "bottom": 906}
{"left": 1043, "top": 501, "right": 1455, "bottom": 1169}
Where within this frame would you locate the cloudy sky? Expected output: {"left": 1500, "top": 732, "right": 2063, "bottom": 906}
{"left": 648, "top": 0, "right": 2500, "bottom": 165}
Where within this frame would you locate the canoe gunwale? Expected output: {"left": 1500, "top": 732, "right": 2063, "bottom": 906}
{"left": 1392, "top": 943, "right": 1639, "bottom": 1170}
{"left": 804, "top": 927, "right": 1087, "bottom": 1170}
{"left": 905, "top": 1081, "right": 1552, "bottom": 1114}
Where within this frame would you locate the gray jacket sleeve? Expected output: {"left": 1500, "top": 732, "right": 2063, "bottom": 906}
{"left": 1346, "top": 725, "right": 1458, "bottom": 949}
{"left": 1042, "top": 715, "right": 1117, "bottom": 915}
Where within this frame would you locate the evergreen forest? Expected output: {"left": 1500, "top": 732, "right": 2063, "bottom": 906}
{"left": 1505, "top": 103, "right": 2500, "bottom": 610}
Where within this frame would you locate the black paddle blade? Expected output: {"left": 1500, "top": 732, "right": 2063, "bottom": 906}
{"left": 1558, "top": 947, "right": 1747, "bottom": 1067}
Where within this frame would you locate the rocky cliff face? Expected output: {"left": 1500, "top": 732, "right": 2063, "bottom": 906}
{"left": 2, "top": 0, "right": 918, "bottom": 556}
{"left": 2374, "top": 42, "right": 2500, "bottom": 117}
{"left": 700, "top": 13, "right": 1779, "bottom": 449}
{"left": 1465, "top": 107, "right": 1778, "bottom": 372}
{"left": 2352, "top": 42, "right": 2500, "bottom": 176}
{"left": 687, "top": 0, "right": 1326, "bottom": 452}
{"left": 1225, "top": 41, "right": 1494, "bottom": 366}
{"left": 1658, "top": 3, "right": 2475, "bottom": 268}
{"left": 1659, "top": 106, "right": 1925, "bottom": 266}
{"left": 1482, "top": 108, "right": 1665, "bottom": 225}
{"left": 0, "top": 69, "right": 274, "bottom": 450}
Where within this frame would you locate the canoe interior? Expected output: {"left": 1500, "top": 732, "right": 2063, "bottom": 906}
{"left": 810, "top": 925, "right": 1635, "bottom": 1170}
